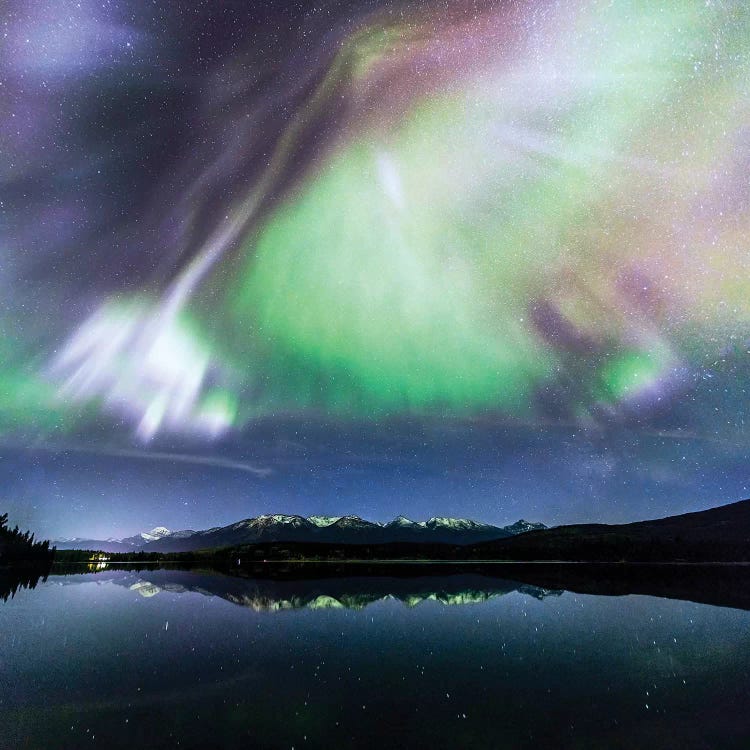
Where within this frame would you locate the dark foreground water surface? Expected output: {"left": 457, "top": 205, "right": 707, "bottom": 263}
{"left": 2, "top": 564, "right": 750, "bottom": 749}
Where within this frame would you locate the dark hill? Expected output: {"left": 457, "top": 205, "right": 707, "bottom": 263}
{"left": 469, "top": 498, "right": 750, "bottom": 562}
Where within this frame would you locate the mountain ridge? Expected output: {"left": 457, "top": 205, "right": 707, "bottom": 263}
{"left": 53, "top": 514, "right": 546, "bottom": 552}
{"left": 52, "top": 498, "right": 750, "bottom": 562}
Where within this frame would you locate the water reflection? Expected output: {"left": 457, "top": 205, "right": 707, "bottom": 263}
{"left": 3, "top": 563, "right": 750, "bottom": 749}
{"left": 21, "top": 561, "right": 750, "bottom": 612}
{"left": 112, "top": 568, "right": 563, "bottom": 612}
{"left": 87, "top": 554, "right": 111, "bottom": 571}
{"left": 0, "top": 562, "right": 51, "bottom": 601}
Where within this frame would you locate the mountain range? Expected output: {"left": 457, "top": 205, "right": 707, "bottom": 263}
{"left": 51, "top": 499, "right": 750, "bottom": 562}
{"left": 54, "top": 514, "right": 546, "bottom": 553}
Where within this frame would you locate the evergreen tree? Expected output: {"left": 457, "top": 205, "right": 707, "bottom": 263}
{"left": 0, "top": 513, "right": 56, "bottom": 565}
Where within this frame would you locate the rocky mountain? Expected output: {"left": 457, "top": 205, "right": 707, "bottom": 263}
{"left": 54, "top": 514, "right": 547, "bottom": 552}
{"left": 119, "top": 526, "right": 174, "bottom": 547}
{"left": 307, "top": 516, "right": 341, "bottom": 527}
{"left": 53, "top": 537, "right": 134, "bottom": 553}
{"left": 502, "top": 520, "right": 547, "bottom": 535}
{"left": 55, "top": 526, "right": 177, "bottom": 553}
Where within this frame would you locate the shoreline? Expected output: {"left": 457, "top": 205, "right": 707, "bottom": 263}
{"left": 46, "top": 559, "right": 750, "bottom": 567}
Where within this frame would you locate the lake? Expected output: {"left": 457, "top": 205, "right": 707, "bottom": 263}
{"left": 2, "top": 564, "right": 750, "bottom": 749}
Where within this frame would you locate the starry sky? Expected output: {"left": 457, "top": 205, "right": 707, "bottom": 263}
{"left": 2, "top": 0, "right": 750, "bottom": 539}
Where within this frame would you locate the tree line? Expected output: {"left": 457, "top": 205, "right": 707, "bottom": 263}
{"left": 0, "top": 512, "right": 56, "bottom": 565}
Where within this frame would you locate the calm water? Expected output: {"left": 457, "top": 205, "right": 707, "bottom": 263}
{"left": 2, "top": 566, "right": 750, "bottom": 749}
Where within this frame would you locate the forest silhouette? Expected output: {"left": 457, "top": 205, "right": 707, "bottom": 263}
{"left": 0, "top": 512, "right": 54, "bottom": 600}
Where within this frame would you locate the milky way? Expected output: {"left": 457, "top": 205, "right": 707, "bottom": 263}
{"left": 2, "top": 1, "right": 750, "bottom": 534}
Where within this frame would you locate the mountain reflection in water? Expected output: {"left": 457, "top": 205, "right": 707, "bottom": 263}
{"left": 119, "top": 570, "right": 563, "bottom": 612}
{"left": 3, "top": 563, "right": 750, "bottom": 749}
{"left": 8, "top": 561, "right": 748, "bottom": 612}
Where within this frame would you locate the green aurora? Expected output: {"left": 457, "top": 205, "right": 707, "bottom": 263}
{"left": 4, "top": 0, "right": 750, "bottom": 438}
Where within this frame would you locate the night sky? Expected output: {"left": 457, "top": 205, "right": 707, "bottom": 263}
{"left": 2, "top": 0, "right": 749, "bottom": 539}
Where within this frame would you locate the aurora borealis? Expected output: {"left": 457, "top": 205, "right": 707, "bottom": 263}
{"left": 2, "top": 0, "right": 750, "bottom": 536}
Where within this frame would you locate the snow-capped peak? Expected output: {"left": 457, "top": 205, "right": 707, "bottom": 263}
{"left": 332, "top": 515, "right": 381, "bottom": 528}
{"left": 425, "top": 517, "right": 484, "bottom": 530}
{"left": 387, "top": 516, "right": 419, "bottom": 527}
{"left": 308, "top": 516, "right": 342, "bottom": 527}
{"left": 503, "top": 519, "right": 547, "bottom": 535}
{"left": 252, "top": 514, "right": 309, "bottom": 528}
{"left": 140, "top": 526, "right": 171, "bottom": 541}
